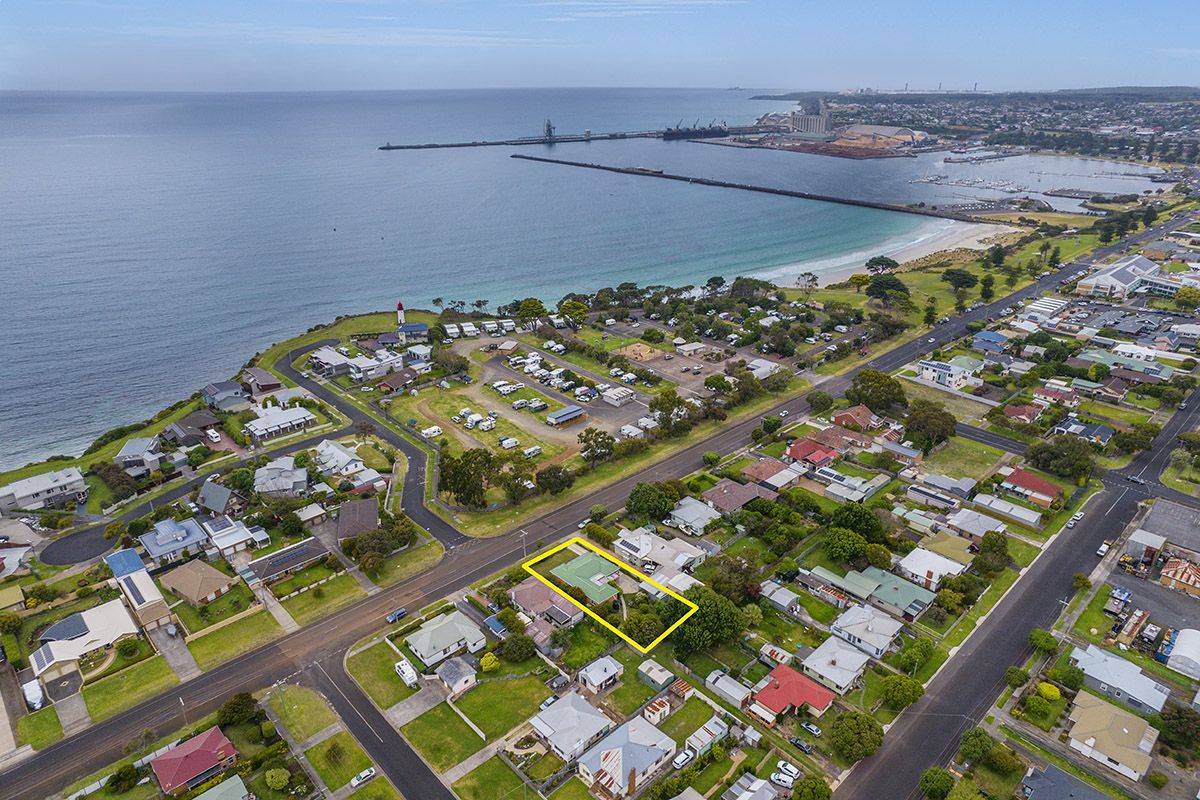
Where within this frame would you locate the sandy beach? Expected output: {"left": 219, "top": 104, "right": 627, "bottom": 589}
{"left": 754, "top": 217, "right": 1018, "bottom": 289}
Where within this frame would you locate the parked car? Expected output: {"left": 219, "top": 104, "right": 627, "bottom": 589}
{"left": 770, "top": 772, "right": 795, "bottom": 790}
{"left": 672, "top": 750, "right": 696, "bottom": 770}
{"left": 350, "top": 768, "right": 376, "bottom": 789}
{"left": 788, "top": 737, "right": 813, "bottom": 754}
{"left": 800, "top": 721, "right": 822, "bottom": 737}
{"left": 1096, "top": 541, "right": 1111, "bottom": 557}
{"left": 386, "top": 608, "right": 408, "bottom": 624}
{"left": 776, "top": 761, "right": 800, "bottom": 779}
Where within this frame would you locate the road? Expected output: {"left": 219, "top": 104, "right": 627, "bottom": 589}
{"left": 7, "top": 212, "right": 1196, "bottom": 799}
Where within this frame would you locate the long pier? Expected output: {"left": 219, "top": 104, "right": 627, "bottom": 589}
{"left": 510, "top": 154, "right": 1002, "bottom": 224}
{"left": 379, "top": 130, "right": 663, "bottom": 150}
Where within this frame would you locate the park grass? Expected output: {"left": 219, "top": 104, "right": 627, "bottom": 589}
{"left": 426, "top": 393, "right": 561, "bottom": 461}
{"left": 1007, "top": 537, "right": 1041, "bottom": 568}
{"left": 549, "top": 778, "right": 593, "bottom": 800}
{"left": 1072, "top": 585, "right": 1113, "bottom": 645}
{"left": 898, "top": 380, "right": 994, "bottom": 423}
{"left": 451, "top": 756, "right": 526, "bottom": 800}
{"left": 375, "top": 540, "right": 444, "bottom": 587}
{"left": 167, "top": 583, "right": 255, "bottom": 634}
{"left": 268, "top": 685, "right": 337, "bottom": 741}
{"left": 400, "top": 703, "right": 485, "bottom": 771}
{"left": 187, "top": 610, "right": 284, "bottom": 670}
{"left": 347, "top": 641, "right": 420, "bottom": 709}
{"left": 282, "top": 574, "right": 367, "bottom": 625}
{"left": 922, "top": 437, "right": 1007, "bottom": 480}
{"left": 305, "top": 730, "right": 372, "bottom": 790}
{"left": 456, "top": 677, "right": 551, "bottom": 739}
{"left": 82, "top": 656, "right": 180, "bottom": 721}
{"left": 16, "top": 705, "right": 63, "bottom": 750}
{"left": 660, "top": 697, "right": 713, "bottom": 745}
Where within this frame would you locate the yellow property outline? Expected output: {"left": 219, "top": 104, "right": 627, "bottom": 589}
{"left": 522, "top": 536, "right": 699, "bottom": 654}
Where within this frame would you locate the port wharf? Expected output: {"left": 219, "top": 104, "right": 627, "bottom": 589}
{"left": 509, "top": 154, "right": 1003, "bottom": 225}
{"left": 378, "top": 124, "right": 760, "bottom": 151}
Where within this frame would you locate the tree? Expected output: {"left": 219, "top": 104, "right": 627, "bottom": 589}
{"left": 670, "top": 586, "right": 745, "bottom": 656}
{"left": 880, "top": 674, "right": 924, "bottom": 709}
{"left": 1025, "top": 436, "right": 1095, "bottom": 480}
{"left": 958, "top": 727, "right": 994, "bottom": 764}
{"left": 1005, "top": 667, "right": 1030, "bottom": 688}
{"left": 979, "top": 273, "right": 995, "bottom": 302}
{"left": 792, "top": 775, "right": 832, "bottom": 800}
{"left": 923, "top": 298, "right": 937, "bottom": 326}
{"left": 497, "top": 607, "right": 524, "bottom": 634}
{"left": 941, "top": 268, "right": 979, "bottom": 290}
{"left": 1171, "top": 447, "right": 1192, "bottom": 471}
{"left": 0, "top": 612, "right": 19, "bottom": 636}
{"left": 1024, "top": 694, "right": 1050, "bottom": 718}
{"left": 217, "top": 692, "right": 258, "bottom": 726}
{"left": 905, "top": 400, "right": 957, "bottom": 452}
{"left": 829, "top": 711, "right": 884, "bottom": 763}
{"left": 796, "top": 272, "right": 819, "bottom": 302}
{"left": 865, "top": 255, "right": 900, "bottom": 274}
{"left": 702, "top": 451, "right": 721, "bottom": 466}
{"left": 828, "top": 502, "right": 887, "bottom": 544}
{"left": 1156, "top": 705, "right": 1200, "bottom": 749}
{"left": 1048, "top": 663, "right": 1084, "bottom": 691}
{"left": 589, "top": 504, "right": 607, "bottom": 521}
{"left": 480, "top": 652, "right": 500, "bottom": 673}
{"left": 116, "top": 638, "right": 139, "bottom": 659}
{"left": 558, "top": 299, "right": 589, "bottom": 326}
{"left": 499, "top": 634, "right": 536, "bottom": 662}
{"left": 866, "top": 274, "right": 909, "bottom": 301}
{"left": 1174, "top": 285, "right": 1200, "bottom": 310}
{"left": 864, "top": 543, "right": 892, "bottom": 569}
{"left": 845, "top": 369, "right": 906, "bottom": 414}
{"left": 104, "top": 521, "right": 126, "bottom": 541}
{"left": 626, "top": 482, "right": 676, "bottom": 520}
{"left": 919, "top": 767, "right": 955, "bottom": 800}
{"left": 265, "top": 769, "right": 291, "bottom": 791}
{"left": 1037, "top": 681, "right": 1061, "bottom": 701}
{"left": 1072, "top": 573, "right": 1091, "bottom": 591}
{"left": 895, "top": 636, "right": 934, "bottom": 674}
{"left": 515, "top": 297, "right": 549, "bottom": 327}
{"left": 439, "top": 448, "right": 495, "bottom": 508}
{"left": 823, "top": 527, "right": 868, "bottom": 562}
{"left": 578, "top": 427, "right": 616, "bottom": 465}
{"left": 535, "top": 465, "right": 575, "bottom": 495}
{"left": 807, "top": 391, "right": 833, "bottom": 414}
{"left": 741, "top": 604, "right": 763, "bottom": 628}
{"left": 848, "top": 274, "right": 872, "bottom": 293}
{"left": 106, "top": 764, "right": 141, "bottom": 794}
{"left": 1028, "top": 628, "right": 1058, "bottom": 654}
{"left": 947, "top": 780, "right": 986, "bottom": 800}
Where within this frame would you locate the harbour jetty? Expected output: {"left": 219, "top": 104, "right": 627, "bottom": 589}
{"left": 378, "top": 119, "right": 768, "bottom": 150}
{"left": 510, "top": 154, "right": 1003, "bottom": 224}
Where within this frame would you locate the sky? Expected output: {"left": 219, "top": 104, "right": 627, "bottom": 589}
{"left": 1, "top": 0, "right": 1198, "bottom": 92}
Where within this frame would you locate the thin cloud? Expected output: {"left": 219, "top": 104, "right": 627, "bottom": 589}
{"left": 1157, "top": 47, "right": 1200, "bottom": 59}
{"left": 531, "top": 0, "right": 745, "bottom": 21}
{"left": 126, "top": 22, "right": 565, "bottom": 48}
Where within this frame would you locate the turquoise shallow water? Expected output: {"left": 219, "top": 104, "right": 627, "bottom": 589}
{"left": 0, "top": 89, "right": 1161, "bottom": 468}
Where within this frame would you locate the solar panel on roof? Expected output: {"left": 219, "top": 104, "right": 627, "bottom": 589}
{"left": 122, "top": 575, "right": 146, "bottom": 606}
{"left": 208, "top": 517, "right": 233, "bottom": 532}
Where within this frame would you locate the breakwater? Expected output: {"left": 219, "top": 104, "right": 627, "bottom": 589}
{"left": 510, "top": 154, "right": 1002, "bottom": 224}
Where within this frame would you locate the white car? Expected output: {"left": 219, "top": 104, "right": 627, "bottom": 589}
{"left": 1071, "top": 512, "right": 1084, "bottom": 521}
{"left": 770, "top": 772, "right": 795, "bottom": 789}
{"left": 779, "top": 410, "right": 789, "bottom": 418}
{"left": 672, "top": 749, "right": 695, "bottom": 770}
{"left": 1096, "top": 542, "right": 1111, "bottom": 557}
{"left": 927, "top": 337, "right": 936, "bottom": 344}
{"left": 776, "top": 760, "right": 800, "bottom": 779}
{"left": 350, "top": 768, "right": 376, "bottom": 788}
{"left": 577, "top": 520, "right": 588, "bottom": 529}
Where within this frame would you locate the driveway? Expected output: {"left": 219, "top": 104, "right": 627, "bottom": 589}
{"left": 148, "top": 627, "right": 201, "bottom": 682}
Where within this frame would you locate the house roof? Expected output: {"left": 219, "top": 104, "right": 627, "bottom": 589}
{"left": 140, "top": 517, "right": 208, "bottom": 558}
{"left": 337, "top": 498, "right": 380, "bottom": 538}
{"left": 861, "top": 566, "right": 935, "bottom": 617}
{"left": 802, "top": 637, "right": 870, "bottom": 688}
{"left": 670, "top": 496, "right": 722, "bottom": 530}
{"left": 702, "top": 478, "right": 777, "bottom": 514}
{"left": 1021, "top": 765, "right": 1108, "bottom": 800}
{"left": 752, "top": 663, "right": 835, "bottom": 715}
{"left": 245, "top": 536, "right": 328, "bottom": 582}
{"left": 1071, "top": 645, "right": 1170, "bottom": 713}
{"left": 551, "top": 552, "right": 620, "bottom": 603}
{"left": 1140, "top": 499, "right": 1200, "bottom": 553}
{"left": 1001, "top": 468, "right": 1061, "bottom": 498}
{"left": 922, "top": 531, "right": 975, "bottom": 565}
{"left": 193, "top": 775, "right": 250, "bottom": 800}
{"left": 1067, "top": 692, "right": 1157, "bottom": 776}
{"left": 531, "top": 690, "right": 611, "bottom": 756}
{"left": 436, "top": 656, "right": 476, "bottom": 687}
{"left": 834, "top": 404, "right": 880, "bottom": 429}
{"left": 241, "top": 367, "right": 280, "bottom": 387}
{"left": 898, "top": 548, "right": 967, "bottom": 584}
{"left": 580, "top": 655, "right": 623, "bottom": 686}
{"left": 785, "top": 438, "right": 838, "bottom": 464}
{"left": 406, "top": 611, "right": 484, "bottom": 662}
{"left": 1003, "top": 403, "right": 1041, "bottom": 422}
{"left": 578, "top": 716, "right": 675, "bottom": 797}
{"left": 810, "top": 566, "right": 879, "bottom": 600}
{"left": 151, "top": 726, "right": 238, "bottom": 794}
{"left": 741, "top": 458, "right": 789, "bottom": 482}
{"left": 808, "top": 425, "right": 868, "bottom": 451}
{"left": 160, "top": 560, "right": 235, "bottom": 605}
{"left": 946, "top": 508, "right": 1006, "bottom": 538}
{"left": 1161, "top": 557, "right": 1200, "bottom": 589}
{"left": 197, "top": 479, "right": 238, "bottom": 515}
{"left": 103, "top": 548, "right": 146, "bottom": 579}
{"left": 508, "top": 575, "right": 580, "bottom": 623}
{"left": 832, "top": 604, "right": 903, "bottom": 652}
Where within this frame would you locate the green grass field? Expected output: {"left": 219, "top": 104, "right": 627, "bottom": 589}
{"left": 660, "top": 697, "right": 713, "bottom": 745}
{"left": 268, "top": 685, "right": 337, "bottom": 742}
{"left": 16, "top": 706, "right": 63, "bottom": 750}
{"left": 346, "top": 641, "right": 420, "bottom": 709}
{"left": 400, "top": 703, "right": 485, "bottom": 771}
{"left": 549, "top": 778, "right": 593, "bottom": 800}
{"left": 82, "top": 656, "right": 180, "bottom": 721}
{"left": 374, "top": 540, "right": 444, "bottom": 587}
{"left": 282, "top": 574, "right": 367, "bottom": 625}
{"left": 922, "top": 437, "right": 1006, "bottom": 480}
{"left": 305, "top": 730, "right": 372, "bottom": 790}
{"left": 899, "top": 380, "right": 994, "bottom": 423}
{"left": 167, "top": 583, "right": 255, "bottom": 634}
{"left": 1077, "top": 400, "right": 1151, "bottom": 427}
{"left": 451, "top": 756, "right": 526, "bottom": 800}
{"left": 456, "top": 676, "right": 551, "bottom": 739}
{"left": 346, "top": 779, "right": 403, "bottom": 800}
{"left": 187, "top": 610, "right": 284, "bottom": 670}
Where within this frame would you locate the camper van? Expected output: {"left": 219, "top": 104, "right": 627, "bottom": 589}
{"left": 523, "top": 446, "right": 542, "bottom": 459}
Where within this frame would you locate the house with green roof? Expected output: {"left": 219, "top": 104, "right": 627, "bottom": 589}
{"left": 861, "top": 566, "right": 935, "bottom": 621}
{"left": 551, "top": 552, "right": 620, "bottom": 604}
{"left": 809, "top": 566, "right": 880, "bottom": 601}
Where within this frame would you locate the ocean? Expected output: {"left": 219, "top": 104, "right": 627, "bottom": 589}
{"left": 0, "top": 89, "right": 1163, "bottom": 470}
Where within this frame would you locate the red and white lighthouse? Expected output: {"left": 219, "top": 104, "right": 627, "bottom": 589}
{"left": 396, "top": 301, "right": 406, "bottom": 326}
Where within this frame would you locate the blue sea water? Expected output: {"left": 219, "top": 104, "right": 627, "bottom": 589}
{"left": 0, "top": 89, "right": 1162, "bottom": 469}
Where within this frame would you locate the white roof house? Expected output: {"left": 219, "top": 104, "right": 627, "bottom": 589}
{"left": 944, "top": 508, "right": 1006, "bottom": 540}
{"left": 0, "top": 467, "right": 88, "bottom": 512}
{"left": 802, "top": 637, "right": 870, "bottom": 694}
{"left": 577, "top": 716, "right": 675, "bottom": 798}
{"left": 253, "top": 456, "right": 308, "bottom": 496}
{"left": 530, "top": 691, "right": 613, "bottom": 761}
{"left": 613, "top": 527, "right": 706, "bottom": 580}
{"left": 669, "top": 496, "right": 722, "bottom": 535}
{"left": 242, "top": 406, "right": 315, "bottom": 441}
{"left": 579, "top": 655, "right": 624, "bottom": 692}
{"left": 830, "top": 604, "right": 903, "bottom": 658}
{"left": 685, "top": 715, "right": 729, "bottom": 757}
{"left": 314, "top": 439, "right": 364, "bottom": 476}
{"left": 405, "top": 611, "right": 487, "bottom": 667}
{"left": 897, "top": 547, "right": 968, "bottom": 590}
{"left": 30, "top": 599, "right": 139, "bottom": 679}
{"left": 202, "top": 517, "right": 268, "bottom": 555}
{"left": 705, "top": 669, "right": 752, "bottom": 707}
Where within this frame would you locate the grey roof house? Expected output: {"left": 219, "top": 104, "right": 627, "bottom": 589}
{"left": 163, "top": 409, "right": 220, "bottom": 446}
{"left": 405, "top": 611, "right": 486, "bottom": 667}
{"left": 531, "top": 690, "right": 613, "bottom": 761}
{"left": 197, "top": 478, "right": 246, "bottom": 517}
{"left": 577, "top": 715, "right": 675, "bottom": 798}
{"left": 139, "top": 517, "right": 208, "bottom": 565}
{"left": 201, "top": 381, "right": 251, "bottom": 412}
{"left": 114, "top": 436, "right": 166, "bottom": 479}
{"left": 1071, "top": 644, "right": 1170, "bottom": 714}
{"left": 253, "top": 457, "right": 308, "bottom": 497}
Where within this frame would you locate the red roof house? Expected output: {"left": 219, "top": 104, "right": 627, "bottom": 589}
{"left": 999, "top": 468, "right": 1061, "bottom": 509}
{"left": 151, "top": 726, "right": 238, "bottom": 795}
{"left": 807, "top": 425, "right": 872, "bottom": 452}
{"left": 750, "top": 664, "right": 836, "bottom": 724}
{"left": 1002, "top": 404, "right": 1042, "bottom": 425}
{"left": 1032, "top": 386, "right": 1079, "bottom": 408}
{"left": 742, "top": 458, "right": 789, "bottom": 484}
{"left": 785, "top": 438, "right": 838, "bottom": 468}
{"left": 702, "top": 479, "right": 778, "bottom": 515}
{"left": 832, "top": 404, "right": 883, "bottom": 431}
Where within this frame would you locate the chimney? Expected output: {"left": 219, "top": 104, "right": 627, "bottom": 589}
{"left": 628, "top": 767, "right": 638, "bottom": 795}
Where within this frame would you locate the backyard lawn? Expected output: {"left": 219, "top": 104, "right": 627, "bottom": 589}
{"left": 268, "top": 685, "right": 337, "bottom": 742}
{"left": 549, "top": 778, "right": 593, "bottom": 800}
{"left": 304, "top": 731, "right": 372, "bottom": 790}
{"left": 456, "top": 676, "right": 551, "bottom": 739}
{"left": 793, "top": 591, "right": 839, "bottom": 625}
{"left": 270, "top": 562, "right": 337, "bottom": 598}
{"left": 282, "top": 574, "right": 367, "bottom": 625}
{"left": 898, "top": 380, "right": 994, "bottom": 423}
{"left": 375, "top": 541, "right": 444, "bottom": 587}
{"left": 561, "top": 623, "right": 612, "bottom": 670}
{"left": 16, "top": 706, "right": 63, "bottom": 750}
{"left": 922, "top": 437, "right": 1006, "bottom": 480}
{"left": 1078, "top": 400, "right": 1150, "bottom": 427}
{"left": 660, "top": 697, "right": 713, "bottom": 745}
{"left": 187, "top": 611, "right": 284, "bottom": 670}
{"left": 400, "top": 703, "right": 485, "bottom": 771}
{"left": 82, "top": 656, "right": 180, "bottom": 721}
{"left": 451, "top": 756, "right": 526, "bottom": 800}
{"left": 346, "top": 641, "right": 420, "bottom": 709}
{"left": 167, "top": 583, "right": 255, "bottom": 633}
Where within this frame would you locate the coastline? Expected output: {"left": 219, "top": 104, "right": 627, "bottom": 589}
{"left": 752, "top": 217, "right": 1017, "bottom": 289}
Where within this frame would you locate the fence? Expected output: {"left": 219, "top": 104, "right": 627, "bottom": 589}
{"left": 65, "top": 739, "right": 182, "bottom": 799}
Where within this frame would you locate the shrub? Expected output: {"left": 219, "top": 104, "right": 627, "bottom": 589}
{"left": 480, "top": 653, "right": 500, "bottom": 673}
{"left": 217, "top": 692, "right": 258, "bottom": 726}
{"left": 260, "top": 721, "right": 277, "bottom": 740}
{"left": 1037, "top": 682, "right": 1061, "bottom": 701}
{"left": 1005, "top": 667, "right": 1029, "bottom": 688}
{"left": 986, "top": 743, "right": 1023, "bottom": 775}
{"left": 1023, "top": 695, "right": 1050, "bottom": 718}
{"left": 106, "top": 764, "right": 141, "bottom": 794}
{"left": 919, "top": 767, "right": 955, "bottom": 800}
{"left": 1147, "top": 771, "right": 1168, "bottom": 789}
{"left": 265, "top": 769, "right": 291, "bottom": 791}
{"left": 499, "top": 634, "right": 536, "bottom": 662}
{"left": 1047, "top": 664, "right": 1084, "bottom": 691}
{"left": 116, "top": 638, "right": 139, "bottom": 659}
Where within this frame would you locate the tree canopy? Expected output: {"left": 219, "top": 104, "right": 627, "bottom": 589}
{"left": 845, "top": 369, "right": 907, "bottom": 414}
